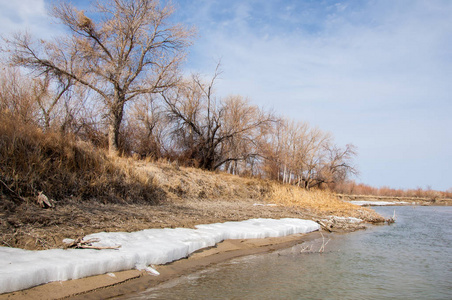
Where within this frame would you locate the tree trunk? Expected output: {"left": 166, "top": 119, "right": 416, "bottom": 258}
{"left": 43, "top": 112, "right": 51, "bottom": 132}
{"left": 108, "top": 98, "right": 125, "bottom": 156}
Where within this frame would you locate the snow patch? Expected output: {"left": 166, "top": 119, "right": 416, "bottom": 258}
{"left": 350, "top": 201, "right": 409, "bottom": 206}
{"left": 0, "top": 218, "right": 319, "bottom": 294}
{"left": 326, "top": 216, "right": 363, "bottom": 223}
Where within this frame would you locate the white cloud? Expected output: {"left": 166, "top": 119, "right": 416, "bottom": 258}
{"left": 0, "top": 0, "right": 56, "bottom": 38}
{"left": 181, "top": 0, "right": 452, "bottom": 190}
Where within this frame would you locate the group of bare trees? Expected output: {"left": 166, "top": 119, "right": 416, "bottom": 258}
{"left": 0, "top": 0, "right": 356, "bottom": 190}
{"left": 261, "top": 119, "right": 357, "bottom": 189}
{"left": 160, "top": 69, "right": 275, "bottom": 170}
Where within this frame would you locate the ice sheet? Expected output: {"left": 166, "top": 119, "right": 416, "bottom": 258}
{"left": 0, "top": 218, "right": 319, "bottom": 294}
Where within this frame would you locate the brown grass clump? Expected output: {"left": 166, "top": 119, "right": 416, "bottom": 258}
{"left": 134, "top": 160, "right": 383, "bottom": 222}
{"left": 133, "top": 160, "right": 272, "bottom": 201}
{"left": 0, "top": 112, "right": 162, "bottom": 209}
{"left": 266, "top": 185, "right": 384, "bottom": 222}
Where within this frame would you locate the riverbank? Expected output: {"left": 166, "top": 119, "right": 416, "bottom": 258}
{"left": 1, "top": 231, "right": 326, "bottom": 300}
{"left": 0, "top": 126, "right": 385, "bottom": 297}
{"left": 1, "top": 196, "right": 383, "bottom": 251}
{"left": 1, "top": 157, "right": 384, "bottom": 251}
{"left": 337, "top": 194, "right": 452, "bottom": 206}
{"left": 0, "top": 213, "right": 377, "bottom": 298}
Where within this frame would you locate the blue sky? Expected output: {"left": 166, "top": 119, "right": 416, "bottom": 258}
{"left": 1, "top": 0, "right": 451, "bottom": 191}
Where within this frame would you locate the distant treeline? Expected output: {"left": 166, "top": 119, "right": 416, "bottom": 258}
{"left": 335, "top": 181, "right": 452, "bottom": 199}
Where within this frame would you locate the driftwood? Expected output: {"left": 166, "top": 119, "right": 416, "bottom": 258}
{"left": 315, "top": 217, "right": 367, "bottom": 232}
{"left": 318, "top": 232, "right": 331, "bottom": 253}
{"left": 37, "top": 191, "right": 53, "bottom": 208}
{"left": 316, "top": 220, "right": 332, "bottom": 232}
{"left": 386, "top": 209, "right": 397, "bottom": 224}
{"left": 298, "top": 232, "right": 330, "bottom": 254}
{"left": 63, "top": 237, "right": 121, "bottom": 250}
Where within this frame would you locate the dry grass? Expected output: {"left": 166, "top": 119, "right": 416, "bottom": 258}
{"left": 132, "top": 160, "right": 383, "bottom": 222}
{"left": 265, "top": 185, "right": 384, "bottom": 222}
{"left": 133, "top": 160, "right": 272, "bottom": 201}
{"left": 1, "top": 112, "right": 385, "bottom": 250}
{"left": 0, "top": 112, "right": 162, "bottom": 209}
{"left": 0, "top": 110, "right": 380, "bottom": 220}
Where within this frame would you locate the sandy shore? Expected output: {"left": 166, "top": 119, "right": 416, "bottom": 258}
{"left": 0, "top": 231, "right": 323, "bottom": 300}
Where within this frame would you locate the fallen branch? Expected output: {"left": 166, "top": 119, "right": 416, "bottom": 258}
{"left": 315, "top": 220, "right": 332, "bottom": 232}
{"left": 63, "top": 237, "right": 121, "bottom": 250}
{"left": 318, "top": 232, "right": 331, "bottom": 253}
{"left": 386, "top": 209, "right": 397, "bottom": 224}
{"left": 300, "top": 244, "right": 313, "bottom": 253}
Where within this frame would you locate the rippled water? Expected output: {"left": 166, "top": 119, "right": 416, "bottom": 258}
{"left": 125, "top": 206, "right": 452, "bottom": 300}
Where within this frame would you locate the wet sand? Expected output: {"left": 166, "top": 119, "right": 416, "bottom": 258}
{"left": 0, "top": 231, "right": 322, "bottom": 300}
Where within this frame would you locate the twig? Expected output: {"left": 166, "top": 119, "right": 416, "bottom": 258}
{"left": 300, "top": 244, "right": 313, "bottom": 253}
{"left": 319, "top": 232, "right": 331, "bottom": 253}
{"left": 64, "top": 237, "right": 121, "bottom": 250}
{"left": 2, "top": 240, "right": 13, "bottom": 248}
{"left": 386, "top": 209, "right": 397, "bottom": 224}
{"left": 37, "top": 191, "right": 53, "bottom": 208}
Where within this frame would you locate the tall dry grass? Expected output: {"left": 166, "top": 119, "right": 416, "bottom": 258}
{"left": 133, "top": 159, "right": 273, "bottom": 201}
{"left": 0, "top": 112, "right": 162, "bottom": 208}
{"left": 134, "top": 159, "right": 383, "bottom": 221}
{"left": 266, "top": 185, "right": 384, "bottom": 222}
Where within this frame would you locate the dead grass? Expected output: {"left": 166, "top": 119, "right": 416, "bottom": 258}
{"left": 265, "top": 185, "right": 384, "bottom": 222}
{"left": 131, "top": 160, "right": 384, "bottom": 223}
{"left": 0, "top": 112, "right": 162, "bottom": 209}
{"left": 135, "top": 159, "right": 382, "bottom": 220}
{"left": 0, "top": 112, "right": 384, "bottom": 250}
{"left": 133, "top": 160, "right": 272, "bottom": 201}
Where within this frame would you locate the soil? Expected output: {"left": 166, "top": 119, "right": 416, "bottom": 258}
{"left": 1, "top": 197, "right": 324, "bottom": 250}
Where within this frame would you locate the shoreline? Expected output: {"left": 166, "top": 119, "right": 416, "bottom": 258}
{"left": 337, "top": 194, "right": 452, "bottom": 206}
{"left": 1, "top": 231, "right": 324, "bottom": 300}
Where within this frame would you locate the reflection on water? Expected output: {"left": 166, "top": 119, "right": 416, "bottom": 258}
{"left": 122, "top": 206, "right": 452, "bottom": 300}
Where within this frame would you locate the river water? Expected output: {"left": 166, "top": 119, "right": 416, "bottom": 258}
{"left": 125, "top": 206, "right": 452, "bottom": 300}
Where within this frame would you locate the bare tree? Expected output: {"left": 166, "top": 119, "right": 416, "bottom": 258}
{"left": 219, "top": 95, "right": 273, "bottom": 174}
{"left": 298, "top": 127, "right": 332, "bottom": 189}
{"left": 261, "top": 117, "right": 347, "bottom": 189}
{"left": 33, "top": 73, "right": 73, "bottom": 130}
{"left": 162, "top": 68, "right": 274, "bottom": 171}
{"left": 0, "top": 65, "right": 39, "bottom": 124}
{"left": 261, "top": 118, "right": 311, "bottom": 184}
{"left": 4, "top": 0, "right": 194, "bottom": 155}
{"left": 317, "top": 143, "right": 358, "bottom": 189}
{"left": 125, "top": 95, "right": 167, "bottom": 157}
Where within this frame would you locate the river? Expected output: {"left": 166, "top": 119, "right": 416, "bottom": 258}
{"left": 122, "top": 206, "right": 452, "bottom": 299}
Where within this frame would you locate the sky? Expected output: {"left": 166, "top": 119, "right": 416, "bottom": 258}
{"left": 0, "top": 0, "right": 451, "bottom": 191}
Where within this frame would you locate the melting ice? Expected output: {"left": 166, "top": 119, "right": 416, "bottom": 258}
{"left": 0, "top": 218, "right": 319, "bottom": 294}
